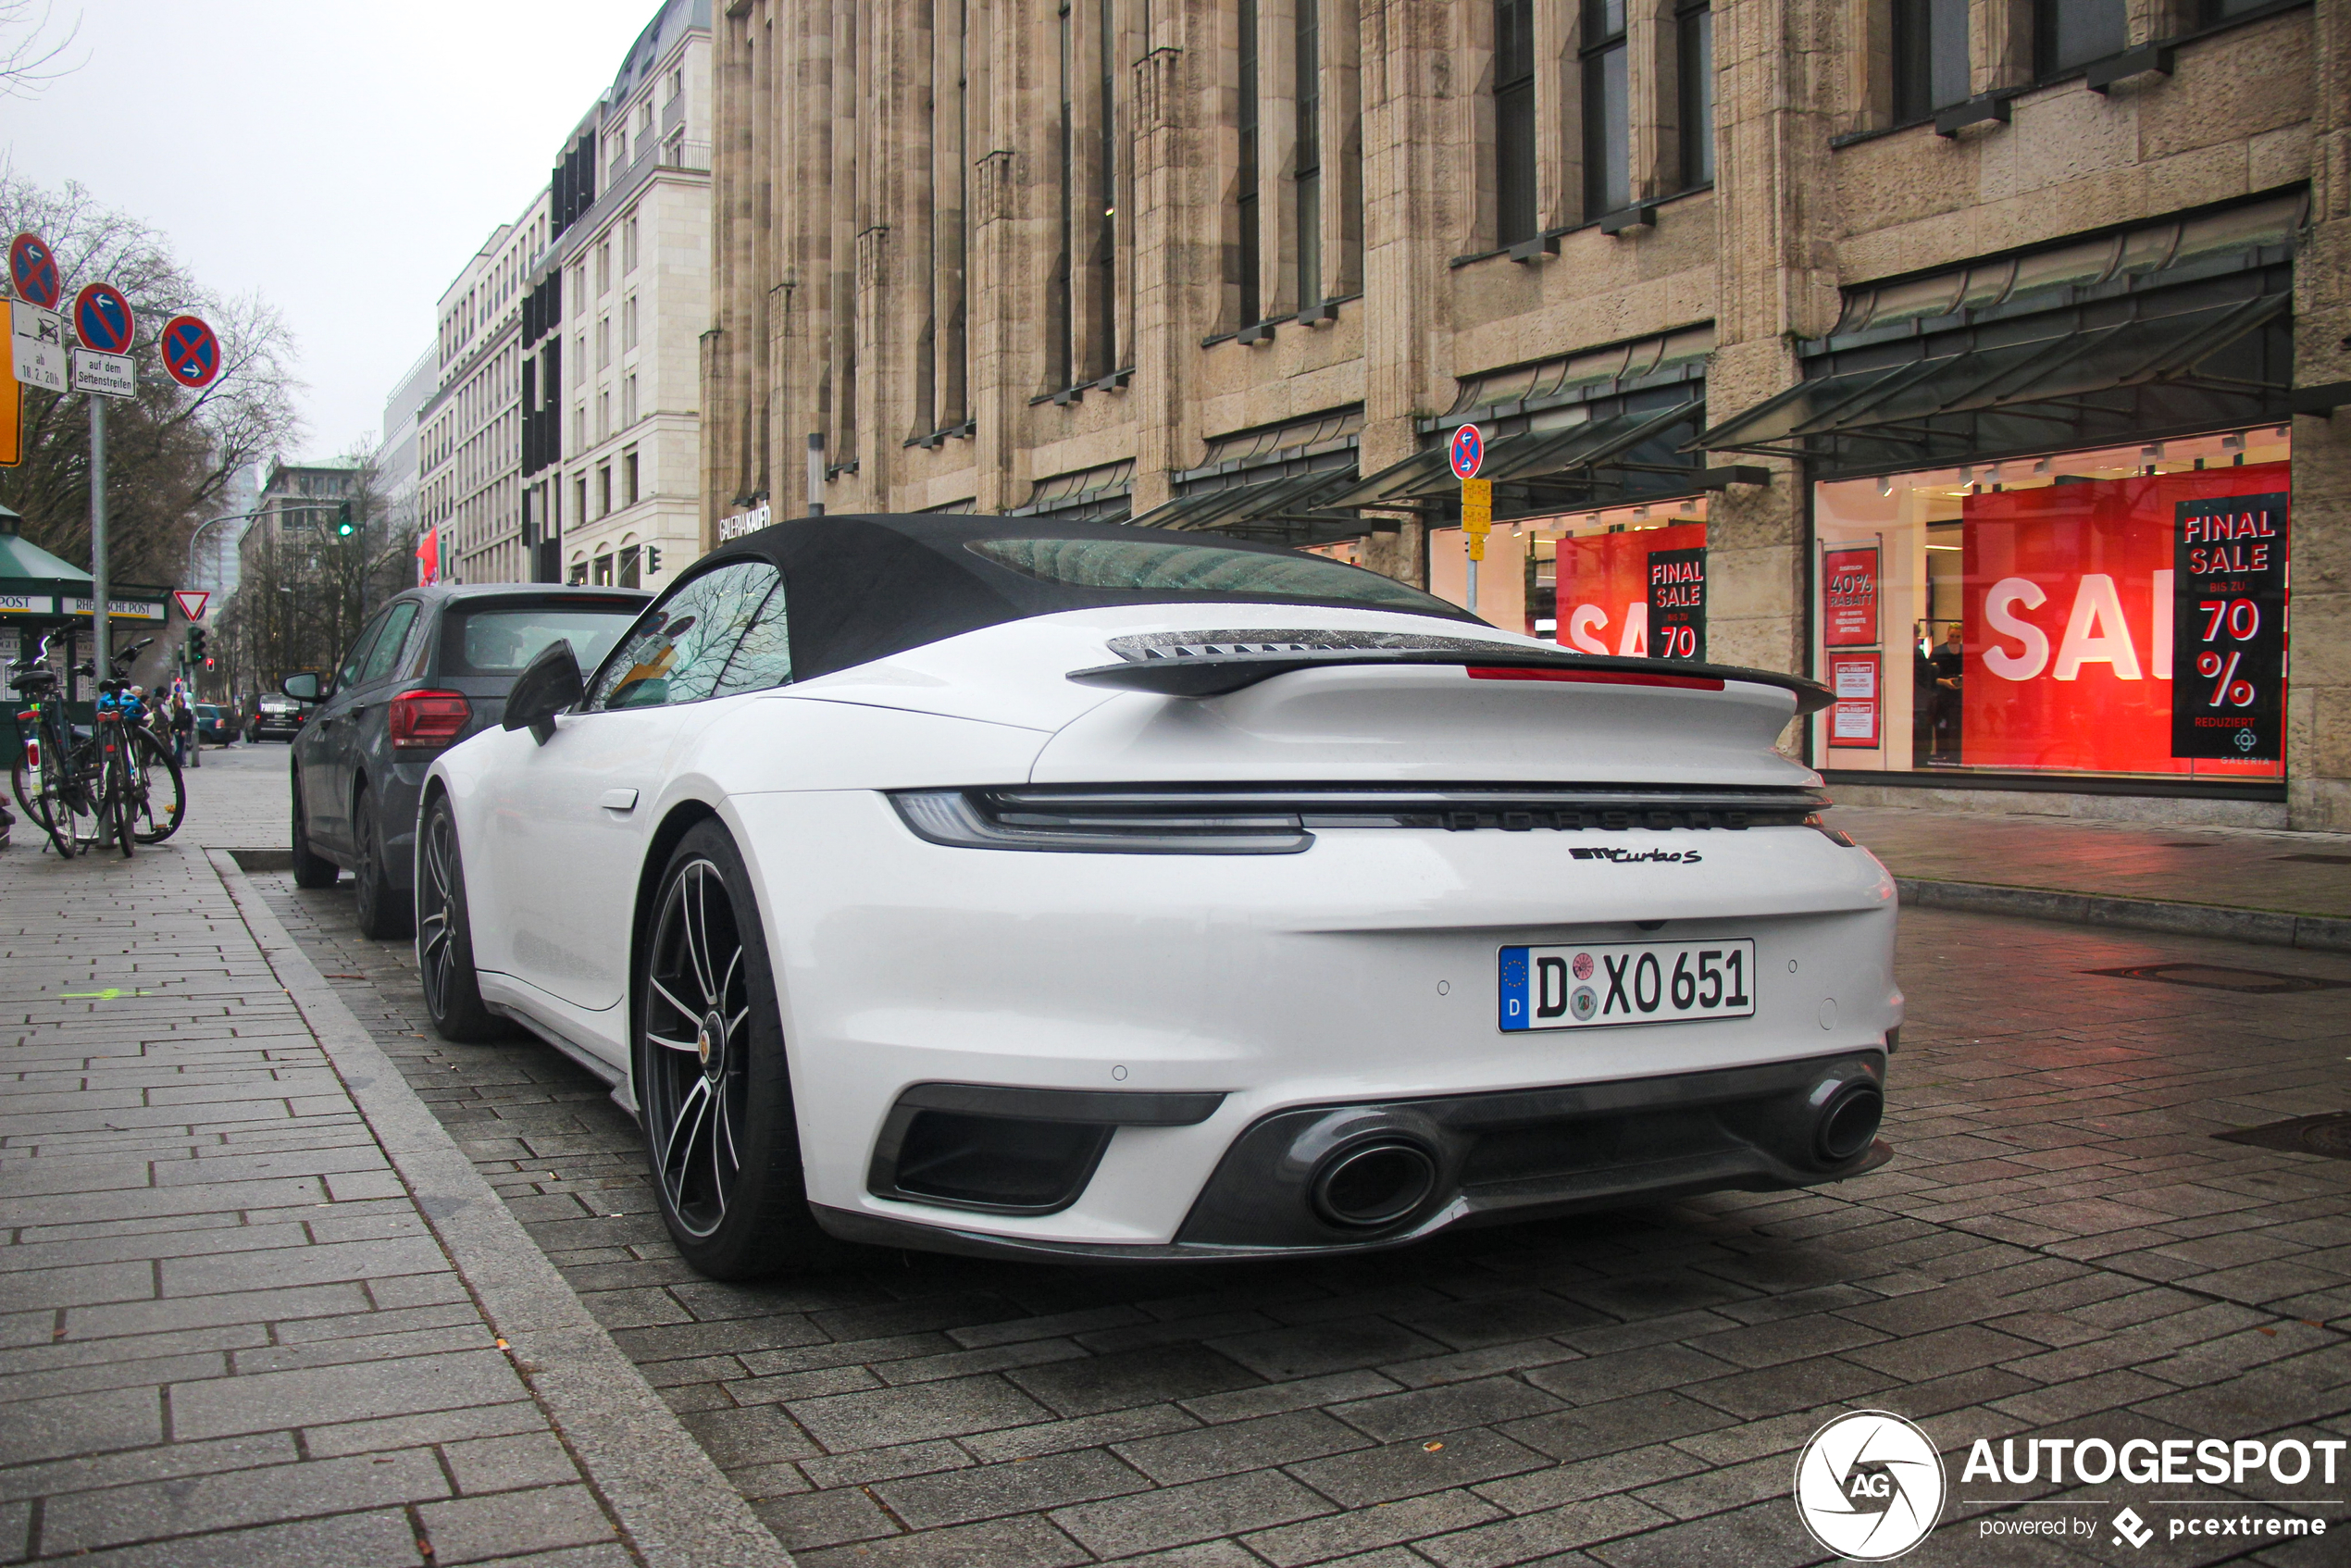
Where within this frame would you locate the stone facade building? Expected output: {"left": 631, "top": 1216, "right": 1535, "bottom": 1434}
{"left": 519, "top": 0, "right": 715, "bottom": 594}
{"left": 703, "top": 0, "right": 2347, "bottom": 830}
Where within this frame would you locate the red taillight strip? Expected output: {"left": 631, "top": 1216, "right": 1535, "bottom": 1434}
{"left": 1466, "top": 666, "right": 1725, "bottom": 693}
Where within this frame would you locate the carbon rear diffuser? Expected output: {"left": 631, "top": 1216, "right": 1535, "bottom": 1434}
{"left": 2084, "top": 964, "right": 2351, "bottom": 994}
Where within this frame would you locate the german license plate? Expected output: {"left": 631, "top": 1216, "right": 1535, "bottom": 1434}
{"left": 1499, "top": 940, "right": 1758, "bottom": 1031}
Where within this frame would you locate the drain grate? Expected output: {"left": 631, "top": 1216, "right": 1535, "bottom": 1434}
{"left": 2215, "top": 1114, "right": 2351, "bottom": 1161}
{"left": 2086, "top": 963, "right": 2351, "bottom": 994}
{"left": 2274, "top": 852, "right": 2351, "bottom": 865}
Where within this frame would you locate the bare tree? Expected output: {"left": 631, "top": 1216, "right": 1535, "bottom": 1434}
{"left": 0, "top": 168, "right": 305, "bottom": 588}
{"left": 0, "top": 1, "right": 82, "bottom": 98}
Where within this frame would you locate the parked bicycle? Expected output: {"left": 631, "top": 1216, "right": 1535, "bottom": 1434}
{"left": 8, "top": 636, "right": 184, "bottom": 857}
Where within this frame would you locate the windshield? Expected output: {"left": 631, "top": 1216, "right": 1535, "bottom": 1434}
{"left": 442, "top": 600, "right": 643, "bottom": 679}
{"left": 966, "top": 538, "right": 1457, "bottom": 616}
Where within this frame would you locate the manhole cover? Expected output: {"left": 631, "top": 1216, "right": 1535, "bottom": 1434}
{"left": 2085, "top": 963, "right": 2351, "bottom": 994}
{"left": 2215, "top": 1114, "right": 2351, "bottom": 1161}
{"left": 2274, "top": 852, "right": 2351, "bottom": 865}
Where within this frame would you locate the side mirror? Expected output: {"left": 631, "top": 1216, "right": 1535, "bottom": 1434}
{"left": 504, "top": 639, "right": 584, "bottom": 745}
{"left": 280, "top": 672, "right": 320, "bottom": 702}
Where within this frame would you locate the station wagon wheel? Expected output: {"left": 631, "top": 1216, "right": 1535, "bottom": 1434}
{"left": 636, "top": 821, "right": 840, "bottom": 1278}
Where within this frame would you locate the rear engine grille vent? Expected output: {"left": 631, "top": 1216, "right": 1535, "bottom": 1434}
{"left": 892, "top": 785, "right": 1833, "bottom": 854}
{"left": 1109, "top": 628, "right": 1536, "bottom": 662}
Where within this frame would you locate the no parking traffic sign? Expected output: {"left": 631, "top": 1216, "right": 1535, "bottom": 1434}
{"left": 1449, "top": 424, "right": 1484, "bottom": 481}
{"left": 9, "top": 232, "right": 59, "bottom": 309}
{"left": 159, "top": 315, "right": 220, "bottom": 389}
{"left": 73, "top": 283, "right": 134, "bottom": 355}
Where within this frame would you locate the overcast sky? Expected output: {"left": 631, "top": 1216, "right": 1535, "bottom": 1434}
{"left": 7, "top": 0, "right": 664, "bottom": 462}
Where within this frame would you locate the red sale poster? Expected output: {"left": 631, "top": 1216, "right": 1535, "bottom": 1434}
{"left": 1959, "top": 463, "right": 2286, "bottom": 777}
{"left": 1827, "top": 653, "right": 1881, "bottom": 748}
{"left": 1555, "top": 523, "right": 1707, "bottom": 657}
{"left": 1822, "top": 546, "right": 1880, "bottom": 647}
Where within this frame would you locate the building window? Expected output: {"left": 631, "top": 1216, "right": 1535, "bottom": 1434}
{"left": 1236, "top": 0, "right": 1261, "bottom": 327}
{"left": 575, "top": 474, "right": 588, "bottom": 530}
{"left": 599, "top": 464, "right": 613, "bottom": 516}
{"left": 625, "top": 450, "right": 641, "bottom": 505}
{"left": 574, "top": 404, "right": 586, "bottom": 453}
{"left": 597, "top": 243, "right": 611, "bottom": 295}
{"left": 598, "top": 390, "right": 611, "bottom": 440}
{"left": 1581, "top": 0, "right": 1630, "bottom": 220}
{"left": 1495, "top": 0, "right": 1536, "bottom": 246}
{"left": 1088, "top": 0, "right": 1117, "bottom": 379}
{"left": 624, "top": 295, "right": 639, "bottom": 351}
{"left": 1677, "top": 0, "right": 1714, "bottom": 189}
{"left": 1893, "top": 0, "right": 1971, "bottom": 121}
{"left": 1052, "top": 0, "right": 1075, "bottom": 391}
{"left": 575, "top": 333, "right": 588, "bottom": 386}
{"left": 1812, "top": 429, "right": 2292, "bottom": 782}
{"left": 593, "top": 553, "right": 614, "bottom": 586}
{"left": 618, "top": 543, "right": 641, "bottom": 589}
{"left": 598, "top": 317, "right": 611, "bottom": 369}
{"left": 625, "top": 374, "right": 638, "bottom": 426}
{"left": 2036, "top": 0, "right": 2126, "bottom": 76}
{"left": 1295, "top": 0, "right": 1323, "bottom": 303}
{"left": 570, "top": 558, "right": 588, "bottom": 585}
{"left": 623, "top": 214, "right": 639, "bottom": 273}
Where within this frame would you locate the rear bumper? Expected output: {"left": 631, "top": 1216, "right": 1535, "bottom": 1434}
{"left": 815, "top": 1049, "right": 1891, "bottom": 1261}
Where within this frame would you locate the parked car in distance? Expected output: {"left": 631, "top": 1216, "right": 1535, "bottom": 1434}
{"left": 247, "top": 694, "right": 307, "bottom": 742}
{"left": 195, "top": 703, "right": 230, "bottom": 745}
{"left": 285, "top": 582, "right": 652, "bottom": 940}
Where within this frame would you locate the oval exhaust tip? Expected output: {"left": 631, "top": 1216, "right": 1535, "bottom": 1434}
{"left": 1311, "top": 1140, "right": 1439, "bottom": 1228}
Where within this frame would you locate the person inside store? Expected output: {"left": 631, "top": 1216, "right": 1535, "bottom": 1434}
{"left": 1929, "top": 622, "right": 1964, "bottom": 763}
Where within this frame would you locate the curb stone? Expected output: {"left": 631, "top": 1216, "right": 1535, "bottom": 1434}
{"left": 207, "top": 849, "right": 794, "bottom": 1568}
{"left": 1895, "top": 876, "right": 2351, "bottom": 954}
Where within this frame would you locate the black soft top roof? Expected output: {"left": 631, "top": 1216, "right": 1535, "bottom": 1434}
{"left": 689, "top": 514, "right": 1482, "bottom": 681}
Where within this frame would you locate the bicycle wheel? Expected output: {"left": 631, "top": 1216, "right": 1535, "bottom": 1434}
{"left": 96, "top": 725, "right": 133, "bottom": 858}
{"left": 127, "top": 728, "right": 185, "bottom": 843}
{"left": 13, "top": 735, "right": 74, "bottom": 858}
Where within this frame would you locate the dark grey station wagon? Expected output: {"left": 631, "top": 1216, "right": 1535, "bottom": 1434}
{"left": 283, "top": 584, "right": 650, "bottom": 937}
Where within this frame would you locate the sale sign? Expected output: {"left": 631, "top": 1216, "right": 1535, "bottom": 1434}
{"left": 1555, "top": 523, "right": 1707, "bottom": 658}
{"left": 2171, "top": 492, "right": 2287, "bottom": 760}
{"left": 1961, "top": 464, "right": 2285, "bottom": 778}
{"left": 1647, "top": 546, "right": 1707, "bottom": 662}
{"left": 1828, "top": 653, "right": 1881, "bottom": 748}
{"left": 1822, "top": 546, "right": 1880, "bottom": 647}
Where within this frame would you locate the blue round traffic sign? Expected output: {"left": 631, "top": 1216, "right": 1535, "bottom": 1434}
{"left": 159, "top": 315, "right": 221, "bottom": 389}
{"left": 10, "top": 231, "right": 59, "bottom": 309}
{"left": 1449, "top": 424, "right": 1484, "bottom": 481}
{"left": 74, "top": 282, "right": 135, "bottom": 355}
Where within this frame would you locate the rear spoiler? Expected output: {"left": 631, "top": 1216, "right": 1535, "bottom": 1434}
{"left": 1066, "top": 647, "right": 1834, "bottom": 712}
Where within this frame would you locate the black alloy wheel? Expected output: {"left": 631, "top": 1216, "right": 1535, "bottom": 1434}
{"left": 637, "top": 821, "right": 840, "bottom": 1279}
{"left": 290, "top": 771, "right": 339, "bottom": 889}
{"left": 415, "top": 793, "right": 508, "bottom": 1042}
{"left": 353, "top": 786, "right": 413, "bottom": 940}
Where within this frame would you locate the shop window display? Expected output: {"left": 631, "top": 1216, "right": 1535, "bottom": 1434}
{"left": 1427, "top": 497, "right": 1712, "bottom": 652}
{"left": 1811, "top": 428, "right": 2290, "bottom": 782}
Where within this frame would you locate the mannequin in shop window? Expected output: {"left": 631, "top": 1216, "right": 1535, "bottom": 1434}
{"left": 1929, "top": 623, "right": 1964, "bottom": 762}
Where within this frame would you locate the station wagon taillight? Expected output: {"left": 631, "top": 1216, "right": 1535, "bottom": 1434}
{"left": 389, "top": 690, "right": 472, "bottom": 752}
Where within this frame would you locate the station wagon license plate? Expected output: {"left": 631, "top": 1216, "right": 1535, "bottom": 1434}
{"left": 1499, "top": 940, "right": 1758, "bottom": 1031}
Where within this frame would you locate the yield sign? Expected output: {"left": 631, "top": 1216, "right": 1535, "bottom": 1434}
{"left": 172, "top": 590, "right": 210, "bottom": 621}
{"left": 9, "top": 232, "right": 59, "bottom": 309}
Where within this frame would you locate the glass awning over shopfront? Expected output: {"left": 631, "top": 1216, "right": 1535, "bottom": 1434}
{"left": 1694, "top": 194, "right": 2303, "bottom": 478}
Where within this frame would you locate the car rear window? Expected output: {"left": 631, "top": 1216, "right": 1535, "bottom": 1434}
{"left": 442, "top": 600, "right": 643, "bottom": 679}
{"left": 965, "top": 537, "right": 1453, "bottom": 615}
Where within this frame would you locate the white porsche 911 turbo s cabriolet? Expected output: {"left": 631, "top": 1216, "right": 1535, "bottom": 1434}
{"left": 417, "top": 515, "right": 1899, "bottom": 1279}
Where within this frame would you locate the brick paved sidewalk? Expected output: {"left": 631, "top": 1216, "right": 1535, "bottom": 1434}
{"left": 1830, "top": 805, "right": 2351, "bottom": 952}
{"left": 0, "top": 748, "right": 784, "bottom": 1567}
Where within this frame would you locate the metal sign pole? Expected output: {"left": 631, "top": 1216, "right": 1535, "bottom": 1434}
{"left": 90, "top": 395, "right": 108, "bottom": 679}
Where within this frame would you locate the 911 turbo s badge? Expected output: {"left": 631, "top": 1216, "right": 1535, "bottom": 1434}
{"left": 1570, "top": 846, "right": 1704, "bottom": 865}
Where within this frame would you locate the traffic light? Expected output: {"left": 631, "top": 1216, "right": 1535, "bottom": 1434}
{"left": 645, "top": 546, "right": 662, "bottom": 575}
{"left": 336, "top": 501, "right": 355, "bottom": 537}
{"left": 187, "top": 628, "right": 207, "bottom": 664}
